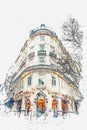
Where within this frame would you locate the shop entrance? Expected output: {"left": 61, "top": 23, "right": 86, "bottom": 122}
{"left": 52, "top": 99, "right": 57, "bottom": 110}
{"left": 52, "top": 99, "right": 58, "bottom": 117}
{"left": 25, "top": 99, "right": 31, "bottom": 114}
{"left": 35, "top": 92, "right": 47, "bottom": 116}
{"left": 37, "top": 98, "right": 45, "bottom": 114}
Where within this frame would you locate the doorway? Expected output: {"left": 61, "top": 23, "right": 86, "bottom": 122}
{"left": 52, "top": 99, "right": 57, "bottom": 110}
{"left": 37, "top": 98, "right": 45, "bottom": 114}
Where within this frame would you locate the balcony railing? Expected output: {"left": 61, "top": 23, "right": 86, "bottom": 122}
{"left": 49, "top": 52, "right": 57, "bottom": 59}
{"left": 28, "top": 52, "right": 35, "bottom": 59}
{"left": 38, "top": 50, "right": 46, "bottom": 56}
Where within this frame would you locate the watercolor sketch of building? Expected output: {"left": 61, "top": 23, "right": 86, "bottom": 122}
{"left": 4, "top": 24, "right": 83, "bottom": 117}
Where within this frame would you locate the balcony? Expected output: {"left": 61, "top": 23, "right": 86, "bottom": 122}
{"left": 38, "top": 50, "right": 46, "bottom": 56}
{"left": 49, "top": 52, "right": 57, "bottom": 59}
{"left": 28, "top": 52, "right": 35, "bottom": 59}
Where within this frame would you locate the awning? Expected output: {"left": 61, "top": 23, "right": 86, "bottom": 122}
{"left": 5, "top": 98, "right": 14, "bottom": 108}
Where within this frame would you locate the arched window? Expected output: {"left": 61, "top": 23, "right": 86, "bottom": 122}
{"left": 37, "top": 98, "right": 45, "bottom": 110}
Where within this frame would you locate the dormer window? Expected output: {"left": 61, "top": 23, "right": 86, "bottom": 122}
{"left": 40, "top": 24, "right": 45, "bottom": 28}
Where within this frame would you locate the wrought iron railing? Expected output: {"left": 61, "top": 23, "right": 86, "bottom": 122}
{"left": 38, "top": 50, "right": 46, "bottom": 56}
{"left": 49, "top": 52, "right": 57, "bottom": 59}
{"left": 28, "top": 52, "right": 35, "bottom": 59}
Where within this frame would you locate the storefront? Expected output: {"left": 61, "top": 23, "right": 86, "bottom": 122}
{"left": 52, "top": 99, "right": 57, "bottom": 110}
{"left": 25, "top": 99, "right": 31, "bottom": 114}
{"left": 37, "top": 98, "right": 45, "bottom": 113}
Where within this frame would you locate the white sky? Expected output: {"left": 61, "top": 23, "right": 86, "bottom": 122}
{"left": 0, "top": 0, "right": 87, "bottom": 84}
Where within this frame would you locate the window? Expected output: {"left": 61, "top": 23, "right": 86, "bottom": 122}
{"left": 39, "top": 78, "right": 44, "bottom": 85}
{"left": 40, "top": 35, "right": 45, "bottom": 41}
{"left": 39, "top": 57, "right": 44, "bottom": 63}
{"left": 40, "top": 45, "right": 44, "bottom": 51}
{"left": 28, "top": 77, "right": 32, "bottom": 85}
{"left": 52, "top": 76, "right": 56, "bottom": 86}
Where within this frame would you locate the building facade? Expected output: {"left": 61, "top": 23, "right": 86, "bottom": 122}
{"left": 5, "top": 24, "right": 82, "bottom": 116}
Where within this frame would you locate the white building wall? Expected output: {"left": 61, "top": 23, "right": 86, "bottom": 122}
{"left": 21, "top": 71, "right": 78, "bottom": 99}
{"left": 45, "top": 73, "right": 51, "bottom": 89}
{"left": 23, "top": 76, "right": 28, "bottom": 91}
{"left": 32, "top": 73, "right": 38, "bottom": 87}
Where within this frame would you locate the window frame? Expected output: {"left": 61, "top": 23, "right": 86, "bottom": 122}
{"left": 39, "top": 57, "right": 44, "bottom": 63}
{"left": 27, "top": 76, "right": 32, "bottom": 86}
{"left": 40, "top": 44, "right": 44, "bottom": 51}
{"left": 52, "top": 76, "right": 56, "bottom": 86}
{"left": 38, "top": 76, "right": 45, "bottom": 86}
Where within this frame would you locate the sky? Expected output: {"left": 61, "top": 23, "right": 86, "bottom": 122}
{"left": 0, "top": 0, "right": 87, "bottom": 85}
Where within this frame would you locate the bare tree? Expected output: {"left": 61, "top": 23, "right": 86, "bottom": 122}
{"left": 62, "top": 16, "right": 83, "bottom": 72}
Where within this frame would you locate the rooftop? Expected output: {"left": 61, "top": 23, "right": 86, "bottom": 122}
{"left": 29, "top": 24, "right": 58, "bottom": 39}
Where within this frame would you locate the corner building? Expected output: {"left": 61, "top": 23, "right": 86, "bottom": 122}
{"left": 6, "top": 24, "right": 82, "bottom": 116}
